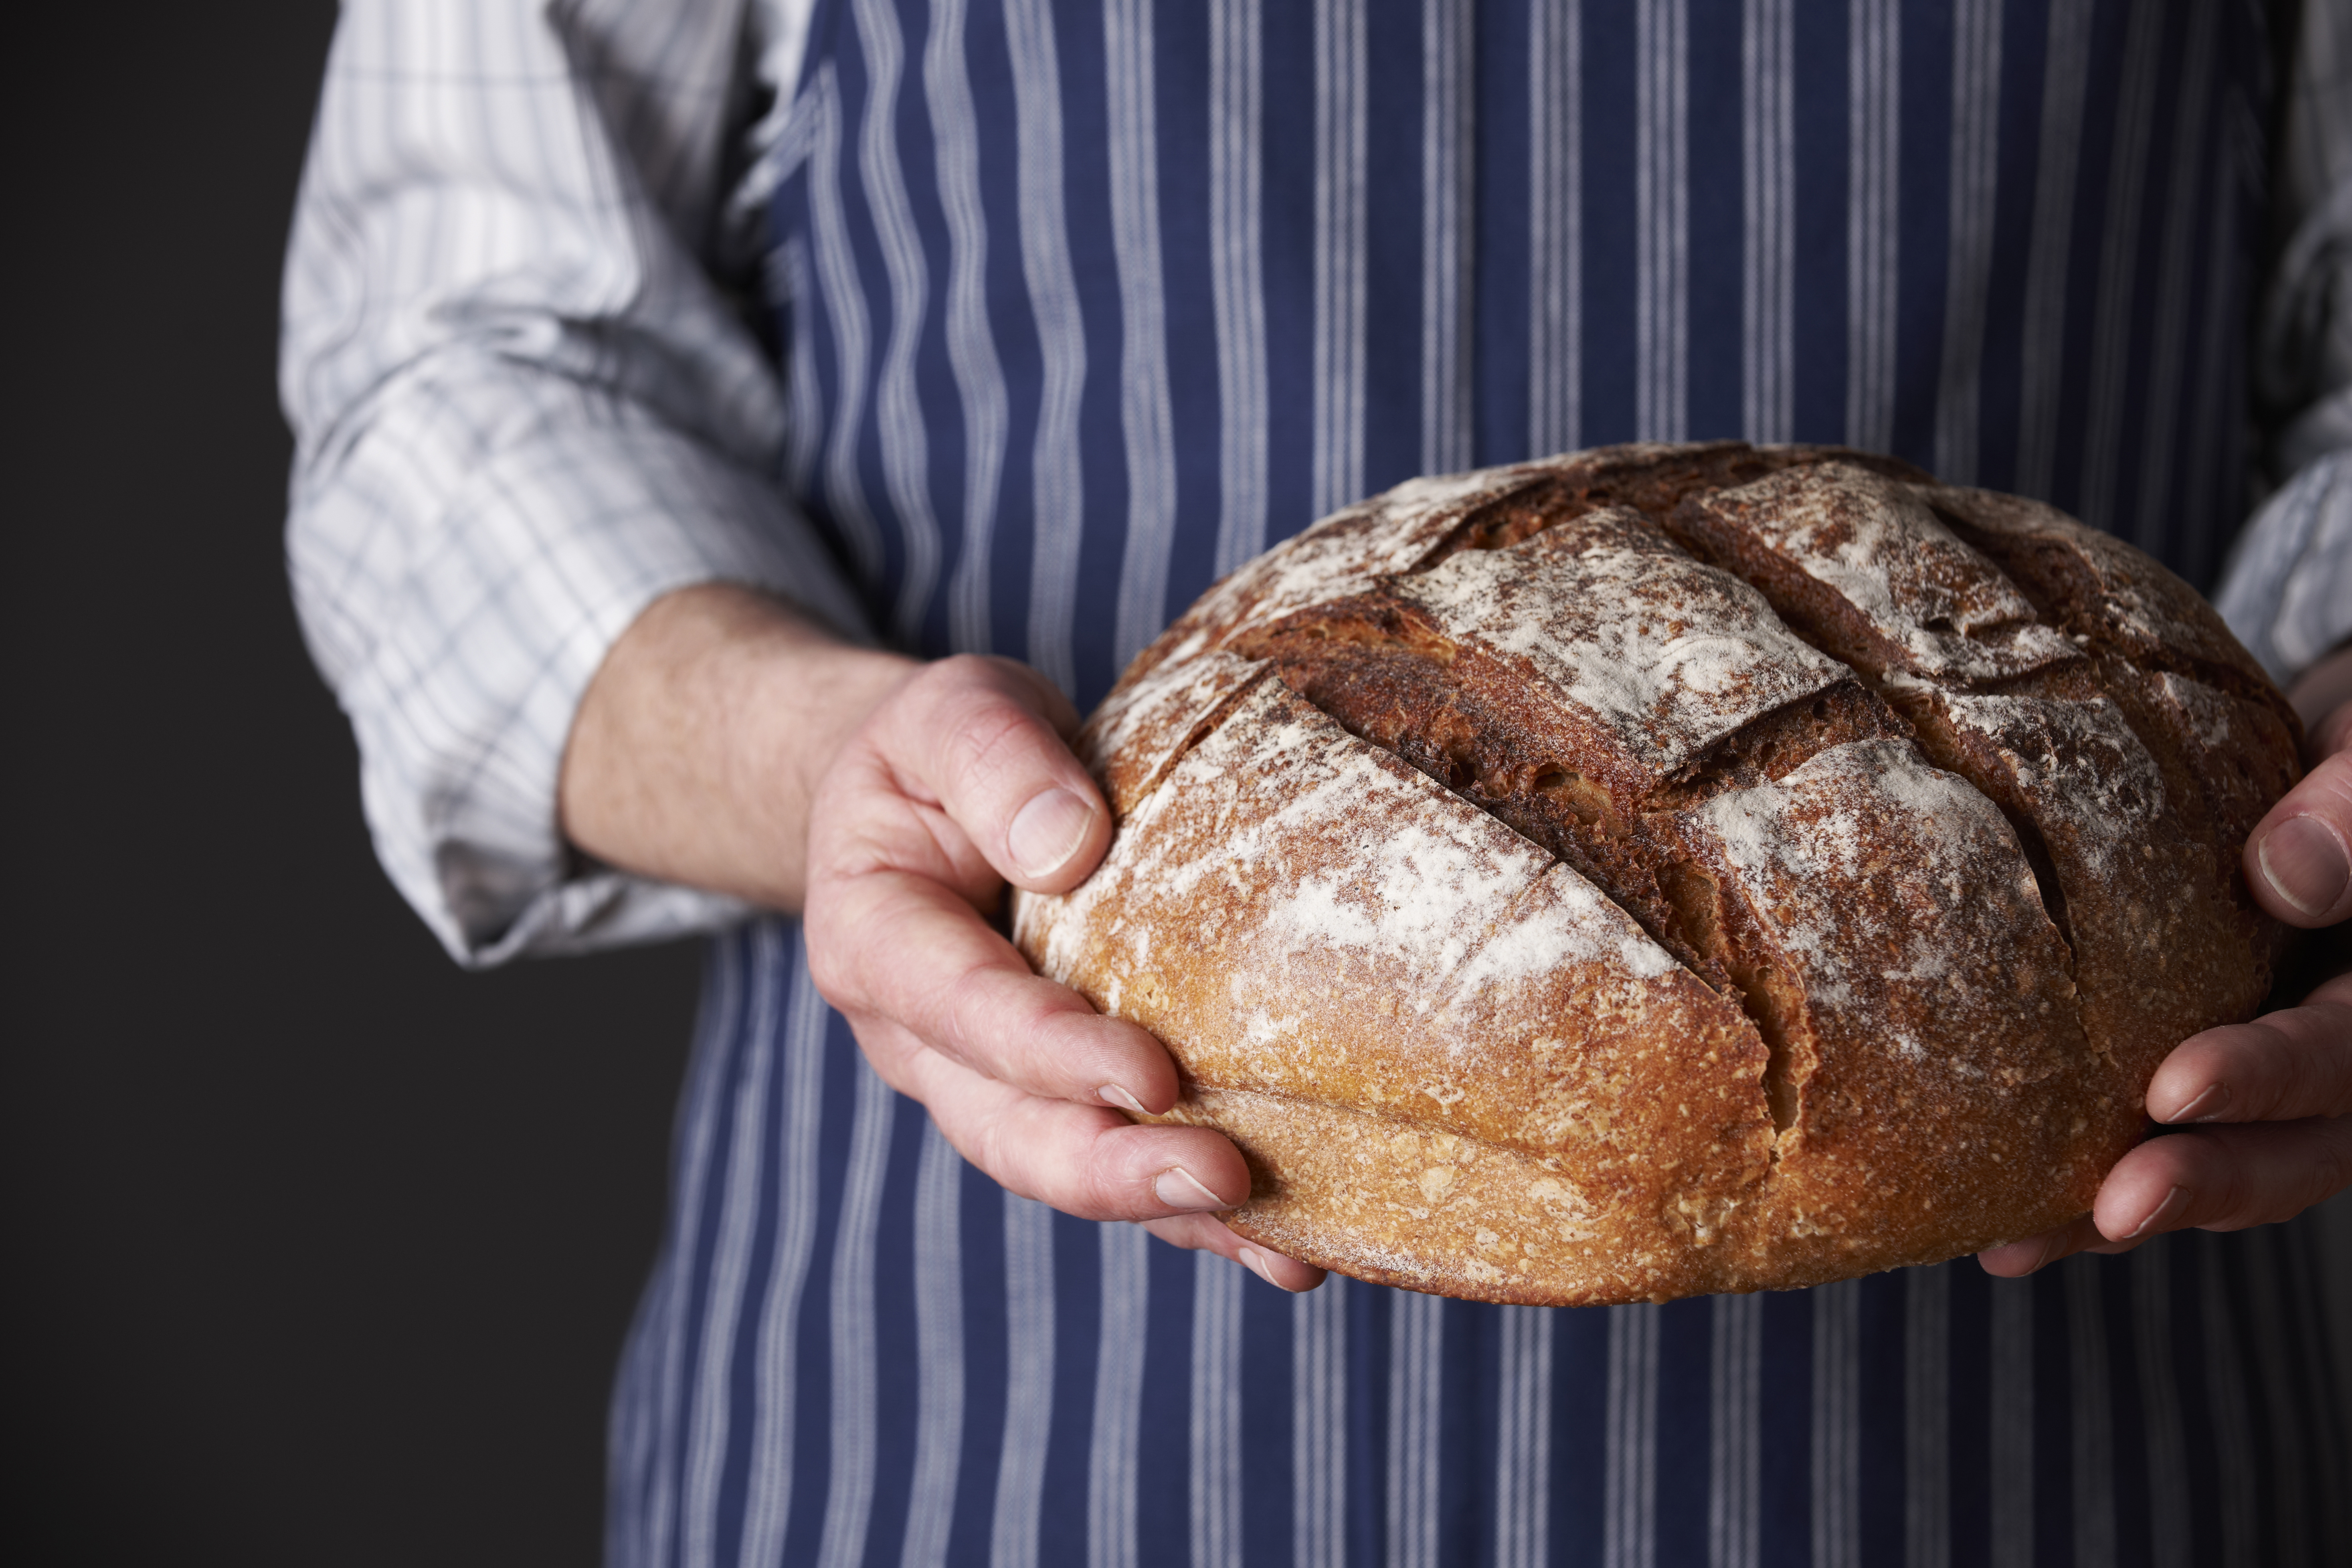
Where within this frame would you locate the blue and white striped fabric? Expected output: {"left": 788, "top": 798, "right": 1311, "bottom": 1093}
{"left": 612, "top": 927, "right": 2346, "bottom": 1567}
{"left": 281, "top": 0, "right": 2352, "bottom": 967}
{"left": 764, "top": 0, "right": 2275, "bottom": 708}
{"left": 2217, "top": 448, "right": 2352, "bottom": 684}
{"left": 595, "top": 4, "right": 2348, "bottom": 1563}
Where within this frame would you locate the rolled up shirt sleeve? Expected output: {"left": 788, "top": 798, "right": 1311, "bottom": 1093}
{"left": 2215, "top": 449, "right": 2352, "bottom": 687}
{"left": 2218, "top": 3, "right": 2352, "bottom": 690}
{"left": 281, "top": 0, "right": 854, "bottom": 964}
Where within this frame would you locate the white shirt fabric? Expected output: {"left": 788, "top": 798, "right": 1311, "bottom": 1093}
{"left": 281, "top": 0, "right": 839, "bottom": 965}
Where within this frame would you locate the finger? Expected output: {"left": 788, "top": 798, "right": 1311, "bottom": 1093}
{"left": 811, "top": 870, "right": 1180, "bottom": 1112}
{"left": 2311, "top": 697, "right": 2352, "bottom": 763}
{"left": 1977, "top": 1213, "right": 2125, "bottom": 1277}
{"left": 2089, "top": 1117, "right": 2352, "bottom": 1242}
{"left": 1140, "top": 1214, "right": 1329, "bottom": 1292}
{"left": 861, "top": 1015, "right": 1325, "bottom": 1289}
{"left": 813, "top": 744, "right": 1005, "bottom": 912}
{"left": 897, "top": 1037, "right": 1260, "bottom": 1225}
{"left": 2284, "top": 647, "right": 2352, "bottom": 748}
{"left": 2144, "top": 971, "right": 2352, "bottom": 1125}
{"left": 868, "top": 654, "right": 1111, "bottom": 893}
{"left": 2245, "top": 745, "right": 2352, "bottom": 927}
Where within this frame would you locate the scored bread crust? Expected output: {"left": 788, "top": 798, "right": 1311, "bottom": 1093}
{"left": 1010, "top": 443, "right": 2301, "bottom": 1303}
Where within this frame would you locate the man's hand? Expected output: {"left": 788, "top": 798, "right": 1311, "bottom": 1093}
{"left": 1982, "top": 645, "right": 2352, "bottom": 1276}
{"left": 803, "top": 654, "right": 1324, "bottom": 1289}
{"left": 561, "top": 586, "right": 1324, "bottom": 1291}
{"left": 559, "top": 585, "right": 915, "bottom": 910}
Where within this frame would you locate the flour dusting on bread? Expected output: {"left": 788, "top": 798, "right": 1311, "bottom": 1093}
{"left": 1013, "top": 443, "right": 2294, "bottom": 1303}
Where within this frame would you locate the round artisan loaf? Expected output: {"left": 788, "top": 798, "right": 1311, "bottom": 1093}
{"left": 1010, "top": 443, "right": 2302, "bottom": 1304}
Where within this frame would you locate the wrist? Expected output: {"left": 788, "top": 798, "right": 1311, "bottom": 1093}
{"left": 731, "top": 623, "right": 916, "bottom": 880}
{"left": 560, "top": 583, "right": 916, "bottom": 910}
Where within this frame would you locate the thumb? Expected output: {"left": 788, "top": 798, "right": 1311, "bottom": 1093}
{"left": 870, "top": 654, "right": 1113, "bottom": 894}
{"left": 2247, "top": 695, "right": 2352, "bottom": 928}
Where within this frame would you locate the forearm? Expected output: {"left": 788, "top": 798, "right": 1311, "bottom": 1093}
{"left": 560, "top": 584, "right": 916, "bottom": 912}
{"left": 283, "top": 0, "right": 867, "bottom": 960}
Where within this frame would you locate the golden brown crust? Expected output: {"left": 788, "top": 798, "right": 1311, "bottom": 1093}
{"left": 1011, "top": 444, "right": 2298, "bottom": 1303}
{"left": 1024, "top": 678, "right": 1773, "bottom": 1169}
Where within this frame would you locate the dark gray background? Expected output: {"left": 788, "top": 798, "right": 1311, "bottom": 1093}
{"left": 12, "top": 6, "right": 702, "bottom": 1561}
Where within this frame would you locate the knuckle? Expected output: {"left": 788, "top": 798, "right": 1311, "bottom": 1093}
{"left": 2312, "top": 1118, "right": 2352, "bottom": 1203}
{"left": 2285, "top": 750, "right": 2352, "bottom": 815}
{"left": 810, "top": 915, "right": 916, "bottom": 1020}
{"left": 913, "top": 658, "right": 1083, "bottom": 804}
{"left": 967, "top": 1119, "right": 1026, "bottom": 1198}
{"left": 929, "top": 965, "right": 1013, "bottom": 1065}
{"left": 928, "top": 965, "right": 1048, "bottom": 1069}
{"left": 1088, "top": 1155, "right": 1145, "bottom": 1220}
{"left": 1074, "top": 1126, "right": 1149, "bottom": 1215}
{"left": 804, "top": 937, "right": 857, "bottom": 1009}
{"left": 943, "top": 700, "right": 1049, "bottom": 804}
{"left": 2271, "top": 1005, "right": 2352, "bottom": 1116}
{"left": 2281, "top": 1044, "right": 2329, "bottom": 1121}
{"left": 2198, "top": 1158, "right": 2255, "bottom": 1230}
{"left": 856, "top": 1037, "right": 922, "bottom": 1097}
{"left": 972, "top": 1112, "right": 1060, "bottom": 1208}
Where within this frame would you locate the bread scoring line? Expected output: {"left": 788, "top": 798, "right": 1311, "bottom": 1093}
{"left": 1081, "top": 451, "right": 2143, "bottom": 1139}
{"left": 1094, "top": 520, "right": 2040, "bottom": 1066}
{"left": 1012, "top": 442, "right": 2294, "bottom": 1303}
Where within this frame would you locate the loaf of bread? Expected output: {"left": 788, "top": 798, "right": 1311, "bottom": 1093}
{"left": 1010, "top": 443, "right": 2301, "bottom": 1303}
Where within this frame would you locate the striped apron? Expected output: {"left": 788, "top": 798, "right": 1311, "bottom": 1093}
{"left": 608, "top": 3, "right": 2348, "bottom": 1562}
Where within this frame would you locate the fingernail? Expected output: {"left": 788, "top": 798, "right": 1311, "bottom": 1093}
{"left": 2161, "top": 1081, "right": 2228, "bottom": 1124}
{"left": 1238, "top": 1247, "right": 1281, "bottom": 1289}
{"left": 1008, "top": 787, "right": 1096, "bottom": 880}
{"left": 2257, "top": 815, "right": 2351, "bottom": 918}
{"left": 1155, "top": 1166, "right": 1230, "bottom": 1212}
{"left": 1099, "top": 1083, "right": 1148, "bottom": 1117}
{"left": 2122, "top": 1185, "right": 2190, "bottom": 1241}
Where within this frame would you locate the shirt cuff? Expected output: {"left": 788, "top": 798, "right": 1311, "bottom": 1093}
{"left": 2214, "top": 448, "right": 2352, "bottom": 687}
{"left": 293, "top": 368, "right": 871, "bottom": 966}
